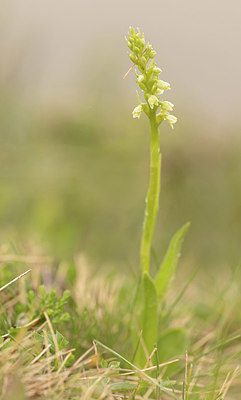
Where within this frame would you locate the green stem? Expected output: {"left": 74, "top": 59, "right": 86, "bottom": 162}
{"left": 140, "top": 111, "right": 161, "bottom": 273}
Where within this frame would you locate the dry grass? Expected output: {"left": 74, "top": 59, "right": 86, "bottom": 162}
{"left": 0, "top": 248, "right": 240, "bottom": 399}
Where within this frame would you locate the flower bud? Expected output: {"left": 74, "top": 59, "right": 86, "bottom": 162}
{"left": 150, "top": 51, "right": 156, "bottom": 58}
{"left": 140, "top": 56, "right": 147, "bottom": 65}
{"left": 140, "top": 38, "right": 145, "bottom": 48}
{"left": 146, "top": 43, "right": 152, "bottom": 52}
{"left": 136, "top": 74, "right": 145, "bottom": 84}
{"left": 129, "top": 53, "right": 137, "bottom": 63}
{"left": 130, "top": 27, "right": 135, "bottom": 36}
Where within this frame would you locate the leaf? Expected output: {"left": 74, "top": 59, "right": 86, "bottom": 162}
{"left": 157, "top": 328, "right": 188, "bottom": 377}
{"left": 133, "top": 272, "right": 158, "bottom": 366}
{"left": 142, "top": 272, "right": 158, "bottom": 352}
{"left": 155, "top": 222, "right": 190, "bottom": 301}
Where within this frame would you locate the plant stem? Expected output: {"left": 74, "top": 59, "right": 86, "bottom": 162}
{"left": 140, "top": 111, "right": 161, "bottom": 273}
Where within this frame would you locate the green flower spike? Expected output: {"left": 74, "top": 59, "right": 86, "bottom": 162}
{"left": 126, "top": 26, "right": 177, "bottom": 130}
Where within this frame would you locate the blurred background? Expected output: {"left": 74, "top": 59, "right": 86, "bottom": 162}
{"left": 0, "top": 0, "right": 240, "bottom": 273}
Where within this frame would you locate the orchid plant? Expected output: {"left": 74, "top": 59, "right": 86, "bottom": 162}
{"left": 125, "top": 27, "right": 190, "bottom": 367}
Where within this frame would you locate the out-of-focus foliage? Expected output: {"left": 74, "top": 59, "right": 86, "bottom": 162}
{"left": 0, "top": 96, "right": 240, "bottom": 271}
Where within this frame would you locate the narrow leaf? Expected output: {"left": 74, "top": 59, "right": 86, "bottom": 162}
{"left": 155, "top": 222, "right": 190, "bottom": 301}
{"left": 134, "top": 272, "right": 158, "bottom": 366}
{"left": 142, "top": 272, "right": 158, "bottom": 352}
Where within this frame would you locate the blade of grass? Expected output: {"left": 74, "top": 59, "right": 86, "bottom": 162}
{"left": 0, "top": 269, "right": 31, "bottom": 292}
{"left": 165, "top": 268, "right": 198, "bottom": 321}
{"left": 94, "top": 339, "right": 179, "bottom": 399}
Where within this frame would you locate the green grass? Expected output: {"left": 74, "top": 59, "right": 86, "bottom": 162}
{"left": 0, "top": 246, "right": 240, "bottom": 399}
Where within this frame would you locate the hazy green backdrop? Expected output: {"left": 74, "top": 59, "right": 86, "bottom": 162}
{"left": 1, "top": 1, "right": 240, "bottom": 273}
{"left": 1, "top": 97, "right": 240, "bottom": 273}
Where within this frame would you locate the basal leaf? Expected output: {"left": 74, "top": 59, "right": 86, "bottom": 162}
{"left": 133, "top": 272, "right": 158, "bottom": 366}
{"left": 142, "top": 272, "right": 158, "bottom": 352}
{"left": 157, "top": 328, "right": 188, "bottom": 377}
{"left": 155, "top": 222, "right": 190, "bottom": 301}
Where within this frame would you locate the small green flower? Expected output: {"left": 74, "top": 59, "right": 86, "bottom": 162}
{"left": 160, "top": 101, "right": 174, "bottom": 112}
{"left": 153, "top": 67, "right": 162, "bottom": 75}
{"left": 132, "top": 104, "right": 143, "bottom": 119}
{"left": 147, "top": 95, "right": 159, "bottom": 109}
{"left": 157, "top": 80, "right": 170, "bottom": 91}
{"left": 165, "top": 114, "right": 177, "bottom": 129}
